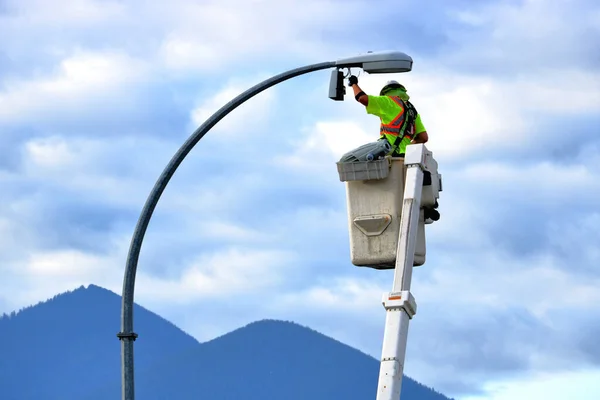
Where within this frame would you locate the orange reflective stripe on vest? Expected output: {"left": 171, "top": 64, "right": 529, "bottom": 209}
{"left": 379, "top": 96, "right": 408, "bottom": 138}
{"left": 378, "top": 96, "right": 418, "bottom": 155}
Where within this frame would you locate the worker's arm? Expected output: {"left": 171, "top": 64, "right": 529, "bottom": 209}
{"left": 348, "top": 75, "right": 368, "bottom": 106}
{"left": 347, "top": 75, "right": 403, "bottom": 123}
{"left": 412, "top": 131, "right": 428, "bottom": 143}
{"left": 411, "top": 114, "right": 429, "bottom": 144}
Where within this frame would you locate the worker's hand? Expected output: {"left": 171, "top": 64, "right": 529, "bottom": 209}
{"left": 348, "top": 75, "right": 358, "bottom": 86}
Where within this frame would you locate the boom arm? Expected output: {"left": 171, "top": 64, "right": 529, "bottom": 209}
{"left": 376, "top": 144, "right": 430, "bottom": 400}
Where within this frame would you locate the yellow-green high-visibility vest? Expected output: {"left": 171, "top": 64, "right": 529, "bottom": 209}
{"left": 379, "top": 96, "right": 417, "bottom": 155}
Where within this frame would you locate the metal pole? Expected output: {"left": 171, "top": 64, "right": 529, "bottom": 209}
{"left": 116, "top": 60, "right": 336, "bottom": 400}
{"left": 375, "top": 144, "right": 426, "bottom": 400}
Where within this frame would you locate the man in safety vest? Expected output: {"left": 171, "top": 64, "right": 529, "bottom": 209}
{"left": 348, "top": 75, "right": 428, "bottom": 157}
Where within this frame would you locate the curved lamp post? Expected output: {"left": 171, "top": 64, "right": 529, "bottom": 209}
{"left": 116, "top": 50, "right": 413, "bottom": 400}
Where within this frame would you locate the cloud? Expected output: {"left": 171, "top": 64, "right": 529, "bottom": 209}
{"left": 267, "top": 238, "right": 600, "bottom": 395}
{"left": 135, "top": 247, "right": 300, "bottom": 305}
{"left": 0, "top": 50, "right": 152, "bottom": 124}
{"left": 2, "top": 0, "right": 600, "bottom": 399}
{"left": 463, "top": 369, "right": 600, "bottom": 400}
{"left": 0, "top": 0, "right": 374, "bottom": 80}
{"left": 2, "top": 237, "right": 300, "bottom": 318}
{"left": 345, "top": 64, "right": 600, "bottom": 164}
{"left": 275, "top": 120, "right": 374, "bottom": 177}
{"left": 15, "top": 135, "right": 175, "bottom": 209}
{"left": 2, "top": 244, "right": 124, "bottom": 311}
{"left": 277, "top": 275, "right": 388, "bottom": 315}
{"left": 442, "top": 0, "right": 600, "bottom": 74}
{"left": 188, "top": 74, "right": 277, "bottom": 137}
{"left": 152, "top": 0, "right": 376, "bottom": 73}
{"left": 0, "top": 0, "right": 125, "bottom": 27}
{"left": 25, "top": 249, "right": 111, "bottom": 279}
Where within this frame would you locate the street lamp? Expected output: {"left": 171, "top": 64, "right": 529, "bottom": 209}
{"left": 335, "top": 50, "right": 413, "bottom": 73}
{"left": 116, "top": 50, "right": 413, "bottom": 400}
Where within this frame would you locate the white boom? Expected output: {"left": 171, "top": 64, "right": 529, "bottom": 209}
{"left": 375, "top": 143, "right": 434, "bottom": 400}
{"left": 336, "top": 141, "right": 441, "bottom": 400}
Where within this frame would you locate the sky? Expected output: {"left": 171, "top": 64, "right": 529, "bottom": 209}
{"left": 1, "top": 0, "right": 600, "bottom": 398}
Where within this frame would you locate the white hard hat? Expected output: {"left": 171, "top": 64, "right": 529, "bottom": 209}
{"left": 380, "top": 80, "right": 406, "bottom": 95}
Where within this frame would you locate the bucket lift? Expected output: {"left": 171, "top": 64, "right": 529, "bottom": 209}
{"left": 336, "top": 144, "right": 442, "bottom": 400}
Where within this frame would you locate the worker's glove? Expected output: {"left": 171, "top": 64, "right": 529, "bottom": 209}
{"left": 348, "top": 75, "right": 358, "bottom": 86}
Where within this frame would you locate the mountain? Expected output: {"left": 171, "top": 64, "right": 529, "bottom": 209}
{"left": 0, "top": 284, "right": 452, "bottom": 400}
{"left": 0, "top": 284, "right": 200, "bottom": 400}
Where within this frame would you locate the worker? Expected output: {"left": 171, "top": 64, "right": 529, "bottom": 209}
{"left": 348, "top": 75, "right": 428, "bottom": 157}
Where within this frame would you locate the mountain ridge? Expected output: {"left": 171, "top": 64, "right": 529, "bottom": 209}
{"left": 0, "top": 283, "right": 453, "bottom": 400}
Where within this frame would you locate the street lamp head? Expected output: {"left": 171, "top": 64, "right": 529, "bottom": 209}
{"left": 335, "top": 50, "right": 413, "bottom": 73}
